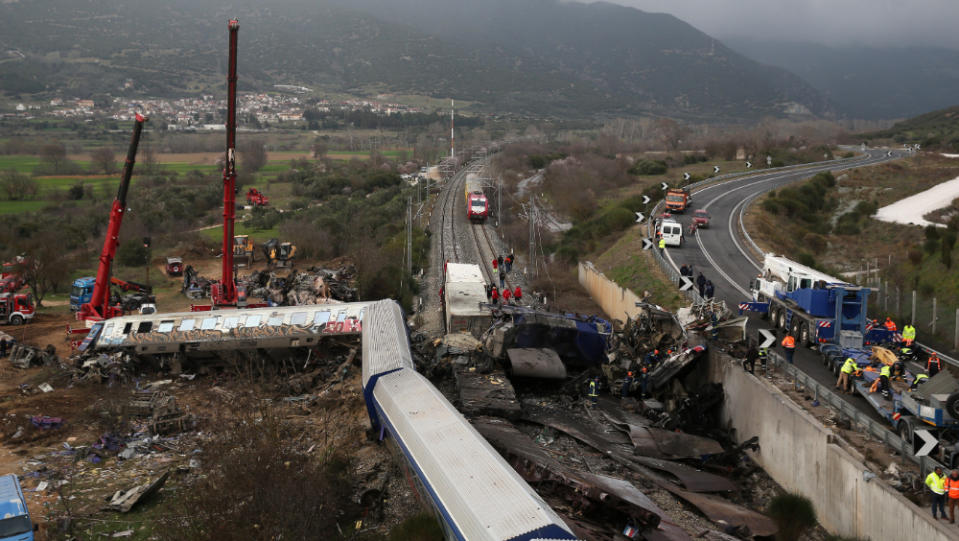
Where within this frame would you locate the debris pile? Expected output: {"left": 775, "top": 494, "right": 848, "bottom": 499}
{"left": 9, "top": 343, "right": 58, "bottom": 369}
{"left": 182, "top": 263, "right": 358, "bottom": 305}
{"left": 245, "top": 265, "right": 358, "bottom": 305}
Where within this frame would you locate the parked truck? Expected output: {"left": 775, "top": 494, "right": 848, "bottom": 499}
{"left": 739, "top": 254, "right": 894, "bottom": 348}
{"left": 664, "top": 187, "right": 691, "bottom": 213}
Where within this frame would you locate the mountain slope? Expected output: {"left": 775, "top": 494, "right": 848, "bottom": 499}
{"left": 724, "top": 37, "right": 959, "bottom": 120}
{"left": 0, "top": 0, "right": 830, "bottom": 120}
{"left": 863, "top": 105, "right": 959, "bottom": 151}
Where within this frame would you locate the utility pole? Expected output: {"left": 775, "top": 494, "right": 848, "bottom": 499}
{"left": 497, "top": 173, "right": 502, "bottom": 228}
{"left": 528, "top": 204, "right": 537, "bottom": 278}
{"left": 450, "top": 99, "right": 455, "bottom": 159}
{"left": 407, "top": 197, "right": 413, "bottom": 279}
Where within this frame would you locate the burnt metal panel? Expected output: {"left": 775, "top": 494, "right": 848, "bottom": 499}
{"left": 507, "top": 348, "right": 568, "bottom": 379}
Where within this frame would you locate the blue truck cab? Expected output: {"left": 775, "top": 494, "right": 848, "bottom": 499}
{"left": 69, "top": 277, "right": 96, "bottom": 312}
{"left": 0, "top": 474, "right": 34, "bottom": 541}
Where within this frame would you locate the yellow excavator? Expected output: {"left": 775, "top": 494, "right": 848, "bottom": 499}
{"left": 233, "top": 235, "right": 254, "bottom": 267}
{"left": 263, "top": 238, "right": 296, "bottom": 268}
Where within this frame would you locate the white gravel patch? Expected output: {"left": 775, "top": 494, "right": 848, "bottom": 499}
{"left": 941, "top": 153, "right": 959, "bottom": 158}
{"left": 874, "top": 175, "right": 959, "bottom": 227}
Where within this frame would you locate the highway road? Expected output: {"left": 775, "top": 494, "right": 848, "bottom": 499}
{"left": 664, "top": 149, "right": 903, "bottom": 423}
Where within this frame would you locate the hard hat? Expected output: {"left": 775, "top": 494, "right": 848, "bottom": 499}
{"left": 654, "top": 349, "right": 659, "bottom": 354}
{"left": 627, "top": 371, "right": 633, "bottom": 377}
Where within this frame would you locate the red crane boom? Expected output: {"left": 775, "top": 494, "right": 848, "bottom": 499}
{"left": 78, "top": 113, "right": 147, "bottom": 322}
{"left": 211, "top": 18, "right": 240, "bottom": 306}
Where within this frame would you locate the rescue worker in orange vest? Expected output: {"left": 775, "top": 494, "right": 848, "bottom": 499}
{"left": 781, "top": 334, "right": 796, "bottom": 364}
{"left": 621, "top": 371, "right": 633, "bottom": 398}
{"left": 927, "top": 466, "right": 946, "bottom": 520}
{"left": 928, "top": 352, "right": 942, "bottom": 378}
{"left": 884, "top": 317, "right": 897, "bottom": 332}
{"left": 945, "top": 469, "right": 959, "bottom": 523}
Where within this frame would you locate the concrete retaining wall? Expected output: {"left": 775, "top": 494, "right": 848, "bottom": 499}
{"left": 708, "top": 350, "right": 954, "bottom": 540}
{"left": 577, "top": 261, "right": 644, "bottom": 323}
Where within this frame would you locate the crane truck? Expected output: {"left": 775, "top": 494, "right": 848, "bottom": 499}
{"left": 209, "top": 19, "right": 243, "bottom": 308}
{"left": 76, "top": 113, "right": 148, "bottom": 323}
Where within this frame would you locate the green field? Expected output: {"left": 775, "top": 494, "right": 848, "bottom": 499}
{"left": 199, "top": 223, "right": 281, "bottom": 243}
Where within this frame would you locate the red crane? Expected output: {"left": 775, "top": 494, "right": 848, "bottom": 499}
{"left": 78, "top": 113, "right": 148, "bottom": 322}
{"left": 211, "top": 18, "right": 240, "bottom": 307}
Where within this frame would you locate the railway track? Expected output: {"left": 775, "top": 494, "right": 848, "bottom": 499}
{"left": 439, "top": 170, "right": 463, "bottom": 264}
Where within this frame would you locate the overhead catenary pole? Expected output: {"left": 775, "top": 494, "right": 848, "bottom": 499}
{"left": 450, "top": 99, "right": 455, "bottom": 159}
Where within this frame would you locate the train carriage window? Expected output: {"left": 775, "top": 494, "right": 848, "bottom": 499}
{"left": 103, "top": 322, "right": 114, "bottom": 336}
{"left": 313, "top": 311, "right": 331, "bottom": 325}
{"left": 200, "top": 317, "right": 218, "bottom": 330}
{"left": 178, "top": 319, "right": 196, "bottom": 331}
{"left": 268, "top": 315, "right": 283, "bottom": 326}
{"left": 157, "top": 320, "right": 175, "bottom": 333}
{"left": 137, "top": 321, "right": 153, "bottom": 333}
{"left": 337, "top": 312, "right": 347, "bottom": 322}
{"left": 223, "top": 316, "right": 239, "bottom": 329}
{"left": 243, "top": 315, "right": 261, "bottom": 327}
{"left": 291, "top": 312, "right": 308, "bottom": 325}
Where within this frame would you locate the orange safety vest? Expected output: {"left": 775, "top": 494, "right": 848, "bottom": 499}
{"left": 885, "top": 320, "right": 897, "bottom": 331}
{"left": 929, "top": 356, "right": 942, "bottom": 371}
{"left": 782, "top": 335, "right": 796, "bottom": 349}
{"left": 947, "top": 477, "right": 959, "bottom": 499}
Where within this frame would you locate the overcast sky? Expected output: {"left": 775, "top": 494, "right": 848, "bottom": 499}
{"left": 610, "top": 0, "right": 959, "bottom": 49}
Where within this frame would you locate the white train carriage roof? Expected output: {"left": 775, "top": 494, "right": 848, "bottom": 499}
{"left": 361, "top": 300, "right": 414, "bottom": 388}
{"left": 445, "top": 264, "right": 488, "bottom": 319}
{"left": 372, "top": 368, "right": 577, "bottom": 541}
{"left": 91, "top": 302, "right": 368, "bottom": 350}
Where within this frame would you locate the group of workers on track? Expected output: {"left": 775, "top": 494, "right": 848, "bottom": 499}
{"left": 487, "top": 253, "right": 521, "bottom": 306}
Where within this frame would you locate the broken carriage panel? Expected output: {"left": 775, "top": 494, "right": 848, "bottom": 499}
{"left": 484, "top": 305, "right": 612, "bottom": 367}
{"left": 84, "top": 302, "right": 368, "bottom": 357}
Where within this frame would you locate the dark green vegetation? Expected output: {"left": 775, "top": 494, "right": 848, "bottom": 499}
{"left": 767, "top": 493, "right": 817, "bottom": 541}
{"left": 864, "top": 105, "right": 959, "bottom": 152}
{"left": 725, "top": 38, "right": 959, "bottom": 120}
{"left": 0, "top": 0, "right": 827, "bottom": 120}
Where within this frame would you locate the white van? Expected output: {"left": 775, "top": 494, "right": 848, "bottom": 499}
{"left": 659, "top": 220, "right": 683, "bottom": 247}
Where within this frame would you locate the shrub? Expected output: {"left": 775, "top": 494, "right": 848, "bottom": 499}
{"left": 68, "top": 182, "right": 85, "bottom": 200}
{"left": 767, "top": 493, "right": 817, "bottom": 541}
{"left": 116, "top": 239, "right": 149, "bottom": 267}
{"left": 628, "top": 159, "right": 667, "bottom": 176}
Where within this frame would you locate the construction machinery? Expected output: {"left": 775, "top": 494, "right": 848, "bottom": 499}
{"left": 233, "top": 235, "right": 254, "bottom": 267}
{"left": 246, "top": 187, "right": 269, "bottom": 207}
{"left": 209, "top": 19, "right": 241, "bottom": 307}
{"left": 76, "top": 113, "right": 147, "bottom": 323}
{"left": 262, "top": 238, "right": 296, "bottom": 268}
{"left": 71, "top": 276, "right": 154, "bottom": 312}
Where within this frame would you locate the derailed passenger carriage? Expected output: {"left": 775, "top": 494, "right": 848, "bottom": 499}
{"left": 81, "top": 302, "right": 368, "bottom": 359}
{"left": 362, "top": 300, "right": 579, "bottom": 541}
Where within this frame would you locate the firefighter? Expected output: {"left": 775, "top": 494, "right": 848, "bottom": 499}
{"left": 781, "top": 334, "right": 796, "bottom": 364}
{"left": 491, "top": 285, "right": 499, "bottom": 305}
{"left": 502, "top": 287, "right": 512, "bottom": 304}
{"left": 911, "top": 373, "right": 930, "bottom": 391}
{"left": 492, "top": 257, "right": 498, "bottom": 271}
{"left": 639, "top": 365, "right": 649, "bottom": 398}
{"left": 588, "top": 378, "right": 599, "bottom": 406}
{"left": 621, "top": 371, "right": 633, "bottom": 398}
{"left": 758, "top": 347, "right": 769, "bottom": 376}
{"left": 658, "top": 237, "right": 666, "bottom": 252}
{"left": 928, "top": 352, "right": 942, "bottom": 378}
{"left": 513, "top": 286, "right": 522, "bottom": 303}
{"left": 836, "top": 357, "right": 858, "bottom": 393}
{"left": 902, "top": 323, "right": 916, "bottom": 346}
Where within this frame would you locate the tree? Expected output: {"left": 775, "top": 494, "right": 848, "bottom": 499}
{"left": 90, "top": 147, "right": 117, "bottom": 174}
{"left": 655, "top": 118, "right": 688, "bottom": 151}
{"left": 0, "top": 170, "right": 38, "bottom": 201}
{"left": 16, "top": 230, "right": 72, "bottom": 307}
{"left": 39, "top": 141, "right": 69, "bottom": 174}
{"left": 240, "top": 139, "right": 268, "bottom": 172}
{"left": 311, "top": 138, "right": 328, "bottom": 160}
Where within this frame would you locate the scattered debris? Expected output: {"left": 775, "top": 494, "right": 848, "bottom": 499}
{"left": 105, "top": 471, "right": 169, "bottom": 513}
{"left": 9, "top": 343, "right": 58, "bottom": 368}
